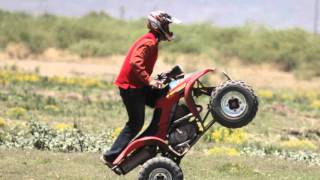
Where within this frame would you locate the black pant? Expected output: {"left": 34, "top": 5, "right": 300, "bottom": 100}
{"left": 103, "top": 86, "right": 161, "bottom": 161}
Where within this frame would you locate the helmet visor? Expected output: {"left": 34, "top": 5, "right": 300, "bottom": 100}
{"left": 170, "top": 16, "right": 182, "bottom": 24}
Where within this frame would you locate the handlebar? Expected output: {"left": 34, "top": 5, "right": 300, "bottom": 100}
{"left": 156, "top": 65, "right": 184, "bottom": 84}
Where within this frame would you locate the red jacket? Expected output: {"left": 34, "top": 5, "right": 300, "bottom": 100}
{"left": 115, "top": 32, "right": 158, "bottom": 89}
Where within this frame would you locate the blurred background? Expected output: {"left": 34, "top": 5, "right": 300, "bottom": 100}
{"left": 0, "top": 0, "right": 318, "bottom": 31}
{"left": 0, "top": 1, "right": 320, "bottom": 179}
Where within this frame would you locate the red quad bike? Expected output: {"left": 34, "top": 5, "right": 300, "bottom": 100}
{"left": 107, "top": 65, "right": 258, "bottom": 180}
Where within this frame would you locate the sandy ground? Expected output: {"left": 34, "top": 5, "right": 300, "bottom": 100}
{"left": 0, "top": 55, "right": 171, "bottom": 79}
{"left": 0, "top": 55, "right": 319, "bottom": 90}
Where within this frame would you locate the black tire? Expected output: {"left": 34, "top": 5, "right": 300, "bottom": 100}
{"left": 138, "top": 157, "right": 183, "bottom": 180}
{"left": 210, "top": 80, "right": 258, "bottom": 128}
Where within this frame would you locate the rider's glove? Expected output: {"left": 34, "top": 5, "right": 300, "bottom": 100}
{"left": 149, "top": 79, "right": 163, "bottom": 89}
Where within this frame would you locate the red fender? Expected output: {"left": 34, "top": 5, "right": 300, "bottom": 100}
{"left": 113, "top": 136, "right": 168, "bottom": 165}
{"left": 155, "top": 94, "right": 182, "bottom": 138}
{"left": 184, "top": 69, "right": 215, "bottom": 119}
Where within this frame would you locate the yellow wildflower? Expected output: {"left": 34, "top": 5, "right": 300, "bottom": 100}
{"left": 48, "top": 76, "right": 104, "bottom": 88}
{"left": 305, "top": 90, "right": 318, "bottom": 101}
{"left": 81, "top": 78, "right": 99, "bottom": 87}
{"left": 225, "top": 129, "right": 247, "bottom": 144}
{"left": 26, "top": 74, "right": 40, "bottom": 82}
{"left": 54, "top": 123, "right": 72, "bottom": 131}
{"left": 207, "top": 146, "right": 240, "bottom": 156}
{"left": 310, "top": 100, "right": 320, "bottom": 110}
{"left": 257, "top": 90, "right": 273, "bottom": 100}
{"left": 0, "top": 117, "right": 6, "bottom": 127}
{"left": 0, "top": 70, "right": 41, "bottom": 84}
{"left": 0, "top": 69, "right": 108, "bottom": 88}
{"left": 112, "top": 127, "right": 122, "bottom": 139}
{"left": 211, "top": 127, "right": 247, "bottom": 144}
{"left": 211, "top": 130, "right": 222, "bottom": 143}
{"left": 280, "top": 139, "right": 317, "bottom": 150}
{"left": 279, "top": 93, "right": 295, "bottom": 101}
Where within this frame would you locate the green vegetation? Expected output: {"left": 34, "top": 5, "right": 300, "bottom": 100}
{"left": 0, "top": 69, "right": 128, "bottom": 133}
{"left": 0, "top": 10, "right": 319, "bottom": 76}
{"left": 0, "top": 11, "right": 143, "bottom": 56}
{"left": 0, "top": 68, "right": 319, "bottom": 154}
{"left": 0, "top": 67, "right": 318, "bottom": 178}
{"left": 0, "top": 120, "right": 113, "bottom": 152}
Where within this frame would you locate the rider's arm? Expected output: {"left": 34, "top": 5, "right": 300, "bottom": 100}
{"left": 130, "top": 41, "right": 154, "bottom": 85}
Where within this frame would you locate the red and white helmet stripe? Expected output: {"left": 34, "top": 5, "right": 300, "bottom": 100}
{"left": 147, "top": 11, "right": 181, "bottom": 41}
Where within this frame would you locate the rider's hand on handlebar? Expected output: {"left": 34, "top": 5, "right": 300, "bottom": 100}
{"left": 149, "top": 79, "right": 163, "bottom": 89}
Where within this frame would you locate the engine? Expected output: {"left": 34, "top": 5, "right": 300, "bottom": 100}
{"left": 168, "top": 104, "right": 198, "bottom": 146}
{"left": 168, "top": 123, "right": 197, "bottom": 145}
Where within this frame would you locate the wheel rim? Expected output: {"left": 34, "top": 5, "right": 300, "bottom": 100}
{"left": 149, "top": 168, "right": 172, "bottom": 180}
{"left": 220, "top": 91, "right": 248, "bottom": 119}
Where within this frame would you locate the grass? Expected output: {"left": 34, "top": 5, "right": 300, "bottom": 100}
{"left": 1, "top": 149, "right": 320, "bottom": 180}
{"left": 0, "top": 68, "right": 154, "bottom": 133}
{"left": 0, "top": 68, "right": 319, "bottom": 138}
{"left": 0, "top": 67, "right": 320, "bottom": 178}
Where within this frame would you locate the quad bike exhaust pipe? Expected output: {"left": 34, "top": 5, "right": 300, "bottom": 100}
{"left": 118, "top": 147, "right": 155, "bottom": 175}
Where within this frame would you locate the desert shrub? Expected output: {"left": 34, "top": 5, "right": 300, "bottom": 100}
{"left": 6, "top": 107, "right": 27, "bottom": 119}
{"left": 69, "top": 40, "right": 125, "bottom": 57}
{"left": 241, "top": 145, "right": 320, "bottom": 166}
{"left": 44, "top": 105, "right": 60, "bottom": 114}
{"left": 5, "top": 42, "right": 31, "bottom": 59}
{"left": 0, "top": 120, "right": 113, "bottom": 152}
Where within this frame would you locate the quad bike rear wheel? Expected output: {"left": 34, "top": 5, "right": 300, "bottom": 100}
{"left": 138, "top": 157, "right": 183, "bottom": 180}
{"left": 210, "top": 80, "right": 258, "bottom": 128}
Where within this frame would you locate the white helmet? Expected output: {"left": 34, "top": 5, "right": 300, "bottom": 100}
{"left": 147, "top": 11, "right": 181, "bottom": 41}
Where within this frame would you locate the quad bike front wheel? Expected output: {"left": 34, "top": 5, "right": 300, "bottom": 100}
{"left": 210, "top": 80, "right": 258, "bottom": 128}
{"left": 138, "top": 157, "right": 183, "bottom": 180}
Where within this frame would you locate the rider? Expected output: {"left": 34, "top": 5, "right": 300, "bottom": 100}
{"left": 101, "top": 11, "right": 181, "bottom": 165}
